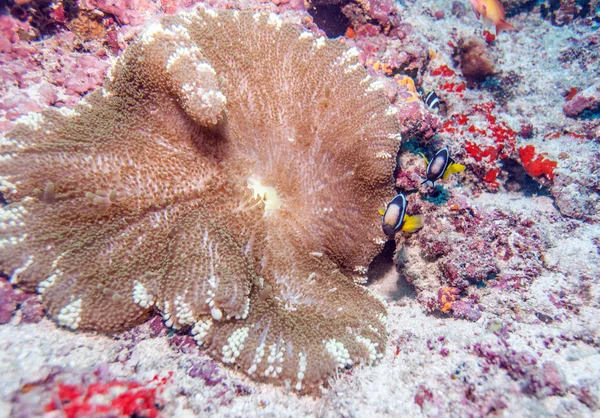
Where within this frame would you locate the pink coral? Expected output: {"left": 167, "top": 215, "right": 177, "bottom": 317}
{"left": 0, "top": 277, "right": 17, "bottom": 324}
{"left": 81, "top": 0, "right": 160, "bottom": 25}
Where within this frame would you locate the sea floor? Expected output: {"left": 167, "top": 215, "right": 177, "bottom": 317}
{"left": 0, "top": 0, "right": 599, "bottom": 416}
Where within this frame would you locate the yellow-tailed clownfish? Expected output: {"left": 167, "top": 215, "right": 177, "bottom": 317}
{"left": 379, "top": 193, "right": 424, "bottom": 236}
{"left": 424, "top": 91, "right": 440, "bottom": 112}
{"left": 420, "top": 148, "right": 466, "bottom": 187}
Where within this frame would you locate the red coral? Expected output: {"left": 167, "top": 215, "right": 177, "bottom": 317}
{"left": 484, "top": 168, "right": 500, "bottom": 183}
{"left": 44, "top": 378, "right": 166, "bottom": 418}
{"left": 465, "top": 141, "right": 498, "bottom": 162}
{"left": 456, "top": 113, "right": 469, "bottom": 125}
{"left": 565, "top": 87, "right": 578, "bottom": 101}
{"left": 518, "top": 145, "right": 557, "bottom": 180}
{"left": 439, "top": 81, "right": 466, "bottom": 92}
{"left": 431, "top": 65, "right": 456, "bottom": 77}
{"left": 483, "top": 30, "right": 496, "bottom": 43}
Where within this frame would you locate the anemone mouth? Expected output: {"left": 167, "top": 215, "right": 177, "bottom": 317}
{"left": 246, "top": 176, "right": 281, "bottom": 217}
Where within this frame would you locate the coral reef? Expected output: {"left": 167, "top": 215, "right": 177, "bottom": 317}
{"left": 395, "top": 189, "right": 548, "bottom": 320}
{"left": 563, "top": 81, "right": 600, "bottom": 118}
{"left": 0, "top": 6, "right": 404, "bottom": 393}
{"left": 80, "top": 0, "right": 161, "bottom": 26}
{"left": 0, "top": 11, "right": 112, "bottom": 131}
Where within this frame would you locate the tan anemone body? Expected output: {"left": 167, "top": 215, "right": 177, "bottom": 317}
{"left": 0, "top": 7, "right": 402, "bottom": 392}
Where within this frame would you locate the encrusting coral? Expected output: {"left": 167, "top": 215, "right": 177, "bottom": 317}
{"left": 0, "top": 6, "right": 403, "bottom": 393}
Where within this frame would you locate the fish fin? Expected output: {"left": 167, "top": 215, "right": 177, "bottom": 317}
{"left": 401, "top": 215, "right": 424, "bottom": 233}
{"left": 496, "top": 19, "right": 516, "bottom": 34}
{"left": 442, "top": 163, "right": 466, "bottom": 180}
{"left": 472, "top": 7, "right": 481, "bottom": 19}
{"left": 481, "top": 16, "right": 496, "bottom": 34}
{"left": 378, "top": 207, "right": 386, "bottom": 216}
{"left": 418, "top": 152, "right": 429, "bottom": 167}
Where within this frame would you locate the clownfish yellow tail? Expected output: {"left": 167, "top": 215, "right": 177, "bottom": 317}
{"left": 378, "top": 207, "right": 386, "bottom": 216}
{"left": 442, "top": 162, "right": 466, "bottom": 180}
{"left": 401, "top": 214, "right": 424, "bottom": 233}
{"left": 418, "top": 152, "right": 429, "bottom": 167}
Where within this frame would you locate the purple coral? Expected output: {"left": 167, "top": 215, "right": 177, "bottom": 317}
{"left": 0, "top": 277, "right": 17, "bottom": 324}
{"left": 395, "top": 181, "right": 548, "bottom": 318}
{"left": 563, "top": 82, "right": 600, "bottom": 118}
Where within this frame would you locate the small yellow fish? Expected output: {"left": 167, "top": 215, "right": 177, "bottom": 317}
{"left": 468, "top": 0, "right": 516, "bottom": 36}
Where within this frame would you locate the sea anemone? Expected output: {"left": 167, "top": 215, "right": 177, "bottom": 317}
{"left": 0, "top": 7, "right": 402, "bottom": 393}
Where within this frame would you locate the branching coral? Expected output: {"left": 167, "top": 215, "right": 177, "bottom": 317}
{"left": 0, "top": 7, "right": 403, "bottom": 393}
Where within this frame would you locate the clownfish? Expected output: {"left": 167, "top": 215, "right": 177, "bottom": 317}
{"left": 468, "top": 0, "right": 516, "bottom": 36}
{"left": 420, "top": 148, "right": 466, "bottom": 186}
{"left": 424, "top": 91, "right": 440, "bottom": 112}
{"left": 379, "top": 193, "right": 424, "bottom": 236}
